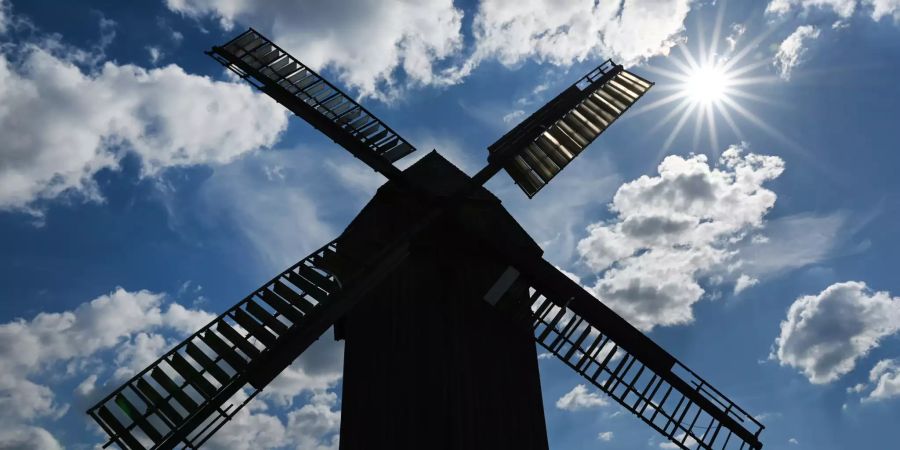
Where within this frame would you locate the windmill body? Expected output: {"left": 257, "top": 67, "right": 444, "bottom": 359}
{"left": 337, "top": 152, "right": 548, "bottom": 449}
{"left": 87, "top": 28, "right": 766, "bottom": 450}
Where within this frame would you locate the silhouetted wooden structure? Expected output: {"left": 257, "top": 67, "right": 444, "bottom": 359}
{"left": 87, "top": 28, "right": 765, "bottom": 450}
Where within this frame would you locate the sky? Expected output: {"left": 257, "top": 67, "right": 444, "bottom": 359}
{"left": 0, "top": 0, "right": 899, "bottom": 449}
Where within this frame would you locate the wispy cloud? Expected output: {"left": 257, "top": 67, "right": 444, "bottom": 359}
{"left": 774, "top": 25, "right": 821, "bottom": 81}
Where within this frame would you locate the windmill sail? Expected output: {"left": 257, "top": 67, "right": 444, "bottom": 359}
{"left": 207, "top": 29, "right": 416, "bottom": 181}
{"left": 485, "top": 260, "right": 764, "bottom": 450}
{"left": 488, "top": 61, "right": 652, "bottom": 197}
{"left": 87, "top": 239, "right": 408, "bottom": 449}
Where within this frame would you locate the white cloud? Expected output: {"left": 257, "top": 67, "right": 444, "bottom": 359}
{"left": 766, "top": 0, "right": 858, "bottom": 18}
{"left": 0, "top": 426, "right": 63, "bottom": 450}
{"left": 789, "top": 437, "right": 800, "bottom": 444}
{"left": 556, "top": 384, "right": 608, "bottom": 411}
{"left": 576, "top": 145, "right": 784, "bottom": 331}
{"left": 462, "top": 0, "right": 693, "bottom": 74}
{"left": 167, "top": 0, "right": 695, "bottom": 99}
{"left": 767, "top": 0, "right": 900, "bottom": 23}
{"left": 502, "top": 109, "right": 526, "bottom": 125}
{"left": 864, "top": 0, "right": 900, "bottom": 22}
{"left": 324, "top": 159, "right": 384, "bottom": 195}
{"left": 774, "top": 25, "right": 821, "bottom": 81}
{"left": 284, "top": 390, "right": 342, "bottom": 450}
{"left": 726, "top": 23, "right": 747, "bottom": 52}
{"left": 112, "top": 332, "right": 169, "bottom": 379}
{"left": 205, "top": 387, "right": 340, "bottom": 450}
{"left": 0, "top": 32, "right": 287, "bottom": 213}
{"left": 0, "top": 287, "right": 216, "bottom": 446}
{"left": 165, "top": 0, "right": 464, "bottom": 100}
{"left": 182, "top": 149, "right": 338, "bottom": 270}
{"left": 204, "top": 396, "right": 290, "bottom": 450}
{"left": 75, "top": 374, "right": 98, "bottom": 397}
{"left": 736, "top": 212, "right": 848, "bottom": 278}
{"left": 0, "top": 286, "right": 344, "bottom": 448}
{"left": 263, "top": 338, "right": 344, "bottom": 408}
{"left": 863, "top": 358, "right": 900, "bottom": 402}
{"left": 660, "top": 433, "right": 699, "bottom": 449}
{"left": 774, "top": 281, "right": 900, "bottom": 384}
{"left": 597, "top": 431, "right": 614, "bottom": 441}
{"left": 734, "top": 274, "right": 760, "bottom": 294}
{"left": 146, "top": 45, "right": 162, "bottom": 64}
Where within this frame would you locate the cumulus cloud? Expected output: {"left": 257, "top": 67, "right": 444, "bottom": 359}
{"left": 863, "top": 358, "right": 900, "bottom": 402}
{"left": 166, "top": 0, "right": 464, "bottom": 100}
{"left": 205, "top": 388, "right": 341, "bottom": 450}
{"left": 0, "top": 288, "right": 211, "bottom": 444}
{"left": 767, "top": 0, "right": 900, "bottom": 24}
{"left": 556, "top": 384, "right": 608, "bottom": 411}
{"left": 766, "top": 0, "right": 858, "bottom": 18}
{"left": 864, "top": 0, "right": 900, "bottom": 22}
{"left": 773, "top": 281, "right": 900, "bottom": 384}
{"left": 577, "top": 145, "right": 784, "bottom": 331}
{"left": 774, "top": 25, "right": 821, "bottom": 81}
{"left": 0, "top": 286, "right": 343, "bottom": 448}
{"left": 597, "top": 431, "right": 614, "bottom": 441}
{"left": 0, "top": 426, "right": 63, "bottom": 450}
{"left": 462, "top": 0, "right": 692, "bottom": 74}
{"left": 0, "top": 30, "right": 287, "bottom": 214}
{"left": 166, "top": 0, "right": 695, "bottom": 98}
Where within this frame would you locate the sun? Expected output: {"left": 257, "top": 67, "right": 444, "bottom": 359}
{"left": 683, "top": 63, "right": 730, "bottom": 105}
{"left": 629, "top": 6, "right": 785, "bottom": 155}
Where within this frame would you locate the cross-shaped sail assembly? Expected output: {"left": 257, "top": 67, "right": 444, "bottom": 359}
{"left": 87, "top": 27, "right": 765, "bottom": 450}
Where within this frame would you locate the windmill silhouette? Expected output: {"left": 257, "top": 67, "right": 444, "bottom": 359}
{"left": 88, "top": 29, "right": 765, "bottom": 450}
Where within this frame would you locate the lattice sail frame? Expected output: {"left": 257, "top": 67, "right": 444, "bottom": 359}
{"left": 488, "top": 61, "right": 653, "bottom": 197}
{"left": 88, "top": 241, "right": 346, "bottom": 449}
{"left": 208, "top": 29, "right": 416, "bottom": 179}
{"left": 485, "top": 261, "right": 765, "bottom": 450}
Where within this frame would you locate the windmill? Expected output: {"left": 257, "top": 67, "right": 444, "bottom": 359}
{"left": 87, "top": 28, "right": 765, "bottom": 450}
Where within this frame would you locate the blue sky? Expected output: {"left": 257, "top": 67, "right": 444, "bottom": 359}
{"left": 0, "top": 0, "right": 899, "bottom": 449}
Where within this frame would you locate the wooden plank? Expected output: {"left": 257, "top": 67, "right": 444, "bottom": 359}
{"left": 169, "top": 352, "right": 217, "bottom": 398}
{"left": 257, "top": 292, "right": 305, "bottom": 326}
{"left": 246, "top": 300, "right": 289, "bottom": 335}
{"left": 186, "top": 342, "right": 231, "bottom": 385}
{"left": 233, "top": 308, "right": 278, "bottom": 347}
{"left": 273, "top": 279, "right": 317, "bottom": 312}
{"left": 200, "top": 331, "right": 248, "bottom": 372}
{"left": 136, "top": 378, "right": 183, "bottom": 426}
{"left": 98, "top": 405, "right": 146, "bottom": 450}
{"left": 216, "top": 320, "right": 261, "bottom": 359}
{"left": 150, "top": 367, "right": 198, "bottom": 412}
{"left": 115, "top": 393, "right": 163, "bottom": 443}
